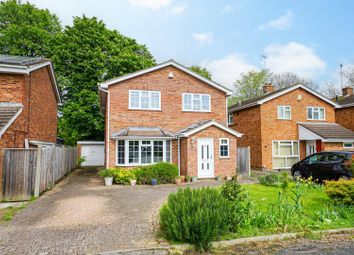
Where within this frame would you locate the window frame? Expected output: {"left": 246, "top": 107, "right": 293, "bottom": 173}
{"left": 116, "top": 139, "right": 172, "bottom": 166}
{"left": 228, "top": 113, "right": 233, "bottom": 125}
{"left": 277, "top": 105, "right": 292, "bottom": 120}
{"left": 182, "top": 93, "right": 211, "bottom": 112}
{"left": 307, "top": 106, "right": 326, "bottom": 121}
{"left": 128, "top": 90, "right": 161, "bottom": 110}
{"left": 272, "top": 140, "right": 300, "bottom": 169}
{"left": 343, "top": 142, "right": 354, "bottom": 149}
{"left": 219, "top": 138, "right": 230, "bottom": 158}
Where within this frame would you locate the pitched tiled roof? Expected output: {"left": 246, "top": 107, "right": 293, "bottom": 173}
{"left": 336, "top": 94, "right": 354, "bottom": 108}
{"left": 112, "top": 127, "right": 175, "bottom": 138}
{"left": 0, "top": 102, "right": 23, "bottom": 136}
{"left": 177, "top": 120, "right": 212, "bottom": 134}
{"left": 299, "top": 122, "right": 354, "bottom": 139}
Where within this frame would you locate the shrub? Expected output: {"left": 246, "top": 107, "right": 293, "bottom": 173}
{"left": 258, "top": 172, "right": 288, "bottom": 186}
{"left": 98, "top": 168, "right": 114, "bottom": 178}
{"left": 134, "top": 162, "right": 178, "bottom": 184}
{"left": 112, "top": 169, "right": 136, "bottom": 185}
{"left": 324, "top": 179, "right": 354, "bottom": 205}
{"left": 160, "top": 187, "right": 230, "bottom": 251}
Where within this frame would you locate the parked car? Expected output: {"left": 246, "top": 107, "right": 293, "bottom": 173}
{"left": 291, "top": 151, "right": 353, "bottom": 182}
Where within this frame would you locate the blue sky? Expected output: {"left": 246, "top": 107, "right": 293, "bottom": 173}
{"left": 28, "top": 0, "right": 354, "bottom": 90}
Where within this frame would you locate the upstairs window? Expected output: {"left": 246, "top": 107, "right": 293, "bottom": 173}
{"left": 183, "top": 93, "right": 211, "bottom": 112}
{"left": 129, "top": 90, "right": 161, "bottom": 110}
{"left": 307, "top": 107, "right": 325, "bottom": 120}
{"left": 277, "top": 106, "right": 291, "bottom": 120}
{"left": 228, "top": 113, "right": 233, "bottom": 125}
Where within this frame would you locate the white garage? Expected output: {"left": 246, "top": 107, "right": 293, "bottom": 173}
{"left": 77, "top": 141, "right": 105, "bottom": 166}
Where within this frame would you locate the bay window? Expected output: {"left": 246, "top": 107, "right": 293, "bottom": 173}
{"left": 117, "top": 140, "right": 172, "bottom": 165}
{"left": 272, "top": 141, "right": 300, "bottom": 169}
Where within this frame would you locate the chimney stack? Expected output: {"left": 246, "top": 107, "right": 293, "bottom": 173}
{"left": 263, "top": 83, "right": 275, "bottom": 94}
{"left": 342, "top": 86, "right": 353, "bottom": 96}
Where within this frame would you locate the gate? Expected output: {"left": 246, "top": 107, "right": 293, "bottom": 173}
{"left": 237, "top": 146, "right": 251, "bottom": 176}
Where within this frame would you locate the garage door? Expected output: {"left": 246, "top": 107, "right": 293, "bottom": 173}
{"left": 81, "top": 144, "right": 104, "bottom": 166}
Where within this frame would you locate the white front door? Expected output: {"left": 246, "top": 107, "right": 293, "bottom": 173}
{"left": 306, "top": 140, "right": 316, "bottom": 156}
{"left": 197, "top": 138, "right": 214, "bottom": 178}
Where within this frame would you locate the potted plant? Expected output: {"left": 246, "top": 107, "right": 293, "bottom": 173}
{"left": 185, "top": 175, "right": 191, "bottom": 183}
{"left": 226, "top": 176, "right": 232, "bottom": 181}
{"left": 130, "top": 179, "right": 137, "bottom": 186}
{"left": 180, "top": 175, "right": 186, "bottom": 182}
{"left": 191, "top": 176, "right": 197, "bottom": 182}
{"left": 99, "top": 168, "right": 114, "bottom": 186}
{"left": 151, "top": 178, "right": 158, "bottom": 186}
{"left": 175, "top": 177, "right": 182, "bottom": 185}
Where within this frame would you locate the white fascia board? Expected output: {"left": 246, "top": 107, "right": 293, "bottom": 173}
{"left": 99, "top": 60, "right": 232, "bottom": 95}
{"left": 0, "top": 107, "right": 23, "bottom": 138}
{"left": 179, "top": 121, "right": 243, "bottom": 138}
{"left": 257, "top": 84, "right": 339, "bottom": 107}
{"left": 323, "top": 138, "right": 354, "bottom": 142}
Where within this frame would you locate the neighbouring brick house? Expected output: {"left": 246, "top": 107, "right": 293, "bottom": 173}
{"left": 228, "top": 83, "right": 354, "bottom": 170}
{"left": 0, "top": 55, "right": 61, "bottom": 149}
{"left": 99, "top": 60, "right": 242, "bottom": 178}
{"left": 335, "top": 86, "right": 354, "bottom": 138}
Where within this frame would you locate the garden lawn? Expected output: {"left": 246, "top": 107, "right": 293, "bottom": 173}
{"left": 223, "top": 183, "right": 354, "bottom": 239}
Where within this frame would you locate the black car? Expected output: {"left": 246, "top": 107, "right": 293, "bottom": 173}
{"left": 291, "top": 151, "right": 353, "bottom": 182}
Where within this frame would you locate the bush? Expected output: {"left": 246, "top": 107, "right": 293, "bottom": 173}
{"left": 160, "top": 187, "right": 230, "bottom": 251}
{"left": 134, "top": 162, "right": 178, "bottom": 184}
{"left": 324, "top": 179, "right": 354, "bottom": 205}
{"left": 258, "top": 172, "right": 288, "bottom": 186}
{"left": 112, "top": 169, "right": 136, "bottom": 185}
{"left": 98, "top": 168, "right": 114, "bottom": 178}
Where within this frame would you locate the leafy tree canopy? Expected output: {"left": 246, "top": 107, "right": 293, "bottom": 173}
{"left": 0, "top": 0, "right": 61, "bottom": 56}
{"left": 188, "top": 65, "right": 212, "bottom": 80}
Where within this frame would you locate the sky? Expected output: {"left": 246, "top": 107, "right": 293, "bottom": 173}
{"left": 27, "top": 0, "right": 354, "bottom": 91}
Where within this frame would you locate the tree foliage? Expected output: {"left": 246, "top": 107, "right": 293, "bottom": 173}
{"left": 0, "top": 0, "right": 61, "bottom": 57}
{"left": 270, "top": 72, "right": 319, "bottom": 90}
{"left": 188, "top": 65, "right": 212, "bottom": 80}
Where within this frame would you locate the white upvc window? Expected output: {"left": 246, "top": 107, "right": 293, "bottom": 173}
{"left": 277, "top": 106, "right": 291, "bottom": 120}
{"left": 182, "top": 93, "right": 211, "bottom": 112}
{"left": 219, "top": 138, "right": 229, "bottom": 158}
{"left": 272, "top": 141, "right": 300, "bottom": 169}
{"left": 307, "top": 107, "right": 325, "bottom": 120}
{"left": 343, "top": 142, "right": 354, "bottom": 149}
{"left": 129, "top": 90, "right": 161, "bottom": 110}
{"left": 228, "top": 113, "right": 233, "bottom": 125}
{"left": 116, "top": 140, "right": 172, "bottom": 166}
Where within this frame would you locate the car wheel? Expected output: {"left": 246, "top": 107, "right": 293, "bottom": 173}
{"left": 293, "top": 170, "right": 302, "bottom": 180}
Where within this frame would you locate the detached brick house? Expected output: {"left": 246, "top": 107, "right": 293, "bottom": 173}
{"left": 228, "top": 83, "right": 354, "bottom": 170}
{"left": 99, "top": 60, "right": 242, "bottom": 178}
{"left": 0, "top": 55, "right": 61, "bottom": 149}
{"left": 335, "top": 86, "right": 354, "bottom": 138}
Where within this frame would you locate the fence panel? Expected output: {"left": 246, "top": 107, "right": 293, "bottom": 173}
{"left": 1, "top": 146, "right": 77, "bottom": 201}
{"left": 237, "top": 146, "right": 251, "bottom": 176}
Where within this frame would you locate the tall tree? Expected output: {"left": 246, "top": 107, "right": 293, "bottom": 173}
{"left": 270, "top": 72, "right": 319, "bottom": 90}
{"left": 0, "top": 0, "right": 61, "bottom": 57}
{"left": 188, "top": 65, "right": 212, "bottom": 80}
{"left": 52, "top": 16, "right": 156, "bottom": 144}
{"left": 321, "top": 81, "right": 341, "bottom": 98}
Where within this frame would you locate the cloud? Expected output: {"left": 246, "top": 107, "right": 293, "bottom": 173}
{"left": 221, "top": 5, "right": 234, "bottom": 13}
{"left": 192, "top": 32, "right": 213, "bottom": 44}
{"left": 171, "top": 4, "right": 186, "bottom": 14}
{"left": 258, "top": 11, "right": 293, "bottom": 30}
{"left": 128, "top": 0, "right": 172, "bottom": 10}
{"left": 202, "top": 54, "right": 257, "bottom": 89}
{"left": 264, "top": 42, "right": 326, "bottom": 79}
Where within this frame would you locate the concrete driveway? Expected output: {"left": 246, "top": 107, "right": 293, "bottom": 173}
{"left": 0, "top": 168, "right": 230, "bottom": 255}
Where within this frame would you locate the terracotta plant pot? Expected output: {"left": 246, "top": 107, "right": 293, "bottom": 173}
{"left": 180, "top": 175, "right": 186, "bottom": 182}
{"left": 175, "top": 178, "right": 182, "bottom": 185}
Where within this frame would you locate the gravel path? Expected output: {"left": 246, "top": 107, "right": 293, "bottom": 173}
{"left": 0, "top": 168, "right": 241, "bottom": 255}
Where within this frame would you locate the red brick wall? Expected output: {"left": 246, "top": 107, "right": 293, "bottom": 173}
{"left": 336, "top": 107, "right": 354, "bottom": 132}
{"left": 324, "top": 142, "right": 352, "bottom": 151}
{"left": 0, "top": 66, "right": 58, "bottom": 148}
{"left": 106, "top": 66, "right": 228, "bottom": 167}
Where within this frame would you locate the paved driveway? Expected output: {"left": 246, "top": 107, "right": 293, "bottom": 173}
{"left": 0, "top": 168, "right": 229, "bottom": 255}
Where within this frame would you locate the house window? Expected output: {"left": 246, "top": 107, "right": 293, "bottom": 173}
{"left": 277, "top": 106, "right": 291, "bottom": 120}
{"left": 343, "top": 142, "right": 354, "bottom": 149}
{"left": 219, "top": 138, "right": 229, "bottom": 158}
{"left": 228, "top": 113, "right": 233, "bottom": 125}
{"left": 129, "top": 90, "right": 161, "bottom": 110}
{"left": 272, "top": 141, "right": 300, "bottom": 169}
{"left": 117, "top": 140, "right": 172, "bottom": 165}
{"left": 182, "top": 93, "right": 211, "bottom": 112}
{"left": 307, "top": 107, "right": 325, "bottom": 120}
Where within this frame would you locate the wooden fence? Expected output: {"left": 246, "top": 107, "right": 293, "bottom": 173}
{"left": 0, "top": 146, "right": 77, "bottom": 201}
{"left": 237, "top": 146, "right": 251, "bottom": 176}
